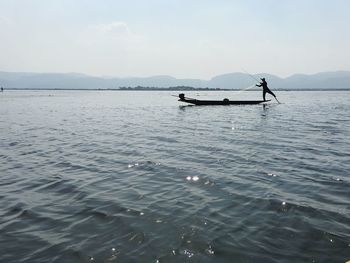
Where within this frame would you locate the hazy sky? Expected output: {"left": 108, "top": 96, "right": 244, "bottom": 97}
{"left": 1, "top": 0, "right": 349, "bottom": 78}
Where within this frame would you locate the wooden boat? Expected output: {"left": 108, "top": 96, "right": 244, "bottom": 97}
{"left": 178, "top": 93, "right": 270, "bottom": 105}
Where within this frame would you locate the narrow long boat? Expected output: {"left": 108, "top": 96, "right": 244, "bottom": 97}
{"left": 178, "top": 93, "right": 270, "bottom": 105}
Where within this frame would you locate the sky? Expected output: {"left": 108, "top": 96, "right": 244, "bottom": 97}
{"left": 0, "top": 0, "right": 350, "bottom": 79}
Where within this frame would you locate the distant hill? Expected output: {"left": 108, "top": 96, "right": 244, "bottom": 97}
{"left": 1, "top": 71, "right": 350, "bottom": 90}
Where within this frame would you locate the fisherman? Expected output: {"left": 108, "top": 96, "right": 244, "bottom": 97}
{"left": 256, "top": 78, "right": 276, "bottom": 101}
{"left": 0, "top": 87, "right": 3, "bottom": 92}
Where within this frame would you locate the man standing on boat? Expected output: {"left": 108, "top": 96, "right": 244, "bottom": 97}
{"left": 256, "top": 78, "right": 277, "bottom": 101}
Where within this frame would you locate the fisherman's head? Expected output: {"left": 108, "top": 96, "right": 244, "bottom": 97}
{"left": 261, "top": 78, "right": 266, "bottom": 81}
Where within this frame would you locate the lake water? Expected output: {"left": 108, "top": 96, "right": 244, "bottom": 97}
{"left": 0, "top": 90, "right": 349, "bottom": 263}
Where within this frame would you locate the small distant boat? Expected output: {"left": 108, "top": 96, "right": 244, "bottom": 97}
{"left": 178, "top": 93, "right": 270, "bottom": 105}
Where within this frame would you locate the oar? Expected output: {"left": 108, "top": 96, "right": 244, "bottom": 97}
{"left": 274, "top": 96, "right": 281, "bottom": 104}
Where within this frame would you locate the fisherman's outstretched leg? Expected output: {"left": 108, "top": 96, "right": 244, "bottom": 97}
{"left": 267, "top": 89, "right": 276, "bottom": 98}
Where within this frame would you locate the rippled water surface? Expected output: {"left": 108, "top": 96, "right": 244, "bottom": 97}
{"left": 0, "top": 90, "right": 349, "bottom": 263}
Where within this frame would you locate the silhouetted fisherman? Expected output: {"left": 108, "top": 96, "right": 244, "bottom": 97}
{"left": 256, "top": 78, "right": 276, "bottom": 101}
{"left": 0, "top": 87, "right": 3, "bottom": 92}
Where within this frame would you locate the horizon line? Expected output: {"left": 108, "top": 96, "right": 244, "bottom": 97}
{"left": 1, "top": 69, "right": 350, "bottom": 80}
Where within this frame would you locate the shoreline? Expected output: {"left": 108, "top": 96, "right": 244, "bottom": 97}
{"left": 2, "top": 88, "right": 350, "bottom": 91}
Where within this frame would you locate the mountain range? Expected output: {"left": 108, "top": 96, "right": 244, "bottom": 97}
{"left": 1, "top": 71, "right": 350, "bottom": 90}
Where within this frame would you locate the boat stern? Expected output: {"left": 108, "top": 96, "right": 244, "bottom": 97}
{"left": 178, "top": 93, "right": 185, "bottom": 100}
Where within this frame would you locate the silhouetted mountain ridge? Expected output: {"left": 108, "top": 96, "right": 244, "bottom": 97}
{"left": 0, "top": 71, "right": 349, "bottom": 90}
